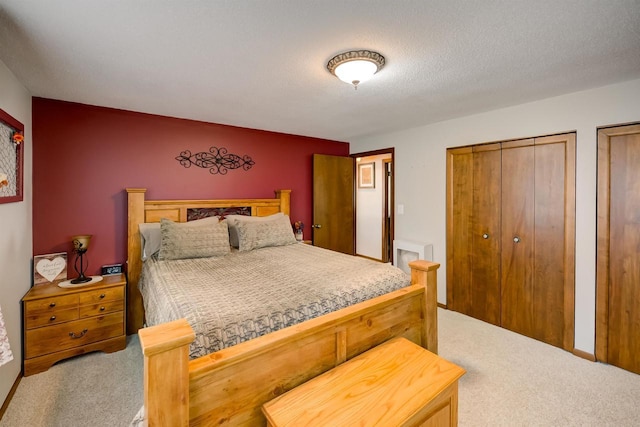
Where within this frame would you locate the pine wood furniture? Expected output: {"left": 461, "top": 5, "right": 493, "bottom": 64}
{"left": 262, "top": 337, "right": 465, "bottom": 426}
{"left": 22, "top": 273, "right": 126, "bottom": 376}
{"left": 128, "top": 188, "right": 440, "bottom": 426}
{"left": 446, "top": 132, "right": 576, "bottom": 351}
{"left": 596, "top": 123, "right": 640, "bottom": 374}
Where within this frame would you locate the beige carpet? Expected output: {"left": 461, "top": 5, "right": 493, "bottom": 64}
{"left": 2, "top": 309, "right": 639, "bottom": 426}
{"left": 0, "top": 335, "right": 143, "bottom": 427}
{"left": 439, "top": 308, "right": 640, "bottom": 426}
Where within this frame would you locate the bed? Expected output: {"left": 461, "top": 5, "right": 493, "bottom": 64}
{"left": 126, "top": 188, "right": 440, "bottom": 426}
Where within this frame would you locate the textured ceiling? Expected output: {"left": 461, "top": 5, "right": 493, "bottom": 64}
{"left": 0, "top": 0, "right": 639, "bottom": 141}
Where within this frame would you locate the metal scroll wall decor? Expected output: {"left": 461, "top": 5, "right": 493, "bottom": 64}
{"left": 176, "top": 147, "right": 255, "bottom": 175}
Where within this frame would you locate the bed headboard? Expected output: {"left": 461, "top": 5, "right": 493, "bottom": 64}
{"left": 125, "top": 188, "right": 291, "bottom": 334}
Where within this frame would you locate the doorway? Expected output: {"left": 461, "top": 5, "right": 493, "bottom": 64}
{"left": 352, "top": 148, "right": 395, "bottom": 263}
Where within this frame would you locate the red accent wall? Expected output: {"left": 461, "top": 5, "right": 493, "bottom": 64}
{"left": 32, "top": 98, "right": 348, "bottom": 275}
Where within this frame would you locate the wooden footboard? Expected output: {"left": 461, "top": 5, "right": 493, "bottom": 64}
{"left": 139, "top": 260, "right": 439, "bottom": 426}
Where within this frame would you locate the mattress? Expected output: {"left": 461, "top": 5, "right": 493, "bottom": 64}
{"left": 139, "top": 243, "right": 410, "bottom": 358}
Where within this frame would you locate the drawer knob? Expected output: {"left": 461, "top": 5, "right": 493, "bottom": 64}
{"left": 69, "top": 329, "right": 88, "bottom": 339}
{"left": 50, "top": 315, "right": 56, "bottom": 321}
{"left": 100, "top": 306, "right": 106, "bottom": 311}
{"left": 49, "top": 302, "right": 56, "bottom": 308}
{"left": 99, "top": 294, "right": 106, "bottom": 299}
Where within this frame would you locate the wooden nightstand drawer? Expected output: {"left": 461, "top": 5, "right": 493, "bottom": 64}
{"left": 25, "top": 307, "right": 79, "bottom": 329}
{"left": 25, "top": 294, "right": 78, "bottom": 314}
{"left": 25, "top": 312, "right": 124, "bottom": 359}
{"left": 79, "top": 286, "right": 124, "bottom": 304}
{"left": 79, "top": 300, "right": 124, "bottom": 318}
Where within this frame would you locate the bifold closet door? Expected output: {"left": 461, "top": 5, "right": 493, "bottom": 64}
{"left": 500, "top": 140, "right": 535, "bottom": 338}
{"left": 447, "top": 145, "right": 501, "bottom": 325}
{"left": 470, "top": 144, "right": 501, "bottom": 325}
{"left": 501, "top": 135, "right": 574, "bottom": 349}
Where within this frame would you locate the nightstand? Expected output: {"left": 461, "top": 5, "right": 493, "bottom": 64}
{"left": 22, "top": 273, "right": 127, "bottom": 376}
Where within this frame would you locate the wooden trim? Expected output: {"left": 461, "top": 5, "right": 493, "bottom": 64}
{"left": 126, "top": 188, "right": 292, "bottom": 334}
{"left": 0, "top": 373, "right": 21, "bottom": 420}
{"left": 562, "top": 133, "right": 577, "bottom": 352}
{"left": 595, "top": 123, "right": 640, "bottom": 362}
{"left": 573, "top": 348, "right": 596, "bottom": 362}
{"left": 500, "top": 138, "right": 535, "bottom": 149}
{"left": 355, "top": 254, "right": 383, "bottom": 262}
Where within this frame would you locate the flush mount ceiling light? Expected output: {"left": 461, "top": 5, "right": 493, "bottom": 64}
{"left": 327, "top": 50, "right": 385, "bottom": 89}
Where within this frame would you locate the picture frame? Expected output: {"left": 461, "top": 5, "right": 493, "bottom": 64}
{"left": 358, "top": 162, "right": 375, "bottom": 188}
{"left": 0, "top": 108, "right": 24, "bottom": 204}
{"left": 33, "top": 252, "right": 68, "bottom": 286}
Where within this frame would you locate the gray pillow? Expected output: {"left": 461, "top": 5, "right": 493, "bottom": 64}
{"left": 139, "top": 216, "right": 219, "bottom": 260}
{"left": 236, "top": 215, "right": 297, "bottom": 252}
{"left": 226, "top": 213, "right": 284, "bottom": 247}
{"left": 158, "top": 218, "right": 230, "bottom": 260}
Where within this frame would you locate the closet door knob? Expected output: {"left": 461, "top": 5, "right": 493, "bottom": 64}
{"left": 482, "top": 233, "right": 489, "bottom": 239}
{"left": 513, "top": 236, "right": 521, "bottom": 243}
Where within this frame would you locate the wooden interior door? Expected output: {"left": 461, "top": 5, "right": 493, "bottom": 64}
{"left": 312, "top": 154, "right": 354, "bottom": 254}
{"left": 597, "top": 124, "right": 640, "bottom": 374}
{"left": 500, "top": 139, "right": 535, "bottom": 338}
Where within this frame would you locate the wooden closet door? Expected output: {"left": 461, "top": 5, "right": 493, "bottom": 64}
{"left": 597, "top": 124, "right": 640, "bottom": 374}
{"left": 500, "top": 139, "right": 535, "bottom": 338}
{"left": 447, "top": 145, "right": 501, "bottom": 323}
{"left": 447, "top": 148, "right": 473, "bottom": 314}
{"left": 533, "top": 134, "right": 575, "bottom": 350}
{"left": 470, "top": 144, "right": 502, "bottom": 324}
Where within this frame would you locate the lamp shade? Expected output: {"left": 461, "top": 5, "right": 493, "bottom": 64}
{"left": 72, "top": 235, "right": 92, "bottom": 252}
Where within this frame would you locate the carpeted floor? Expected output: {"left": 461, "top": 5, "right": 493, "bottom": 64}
{"left": 0, "top": 335, "right": 142, "bottom": 427}
{"left": 438, "top": 309, "right": 640, "bottom": 426}
{"left": 2, "top": 309, "right": 639, "bottom": 426}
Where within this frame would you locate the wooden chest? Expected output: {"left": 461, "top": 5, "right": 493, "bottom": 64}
{"left": 262, "top": 337, "right": 466, "bottom": 426}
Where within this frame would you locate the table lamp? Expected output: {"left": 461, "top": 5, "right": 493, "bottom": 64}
{"left": 71, "top": 235, "right": 92, "bottom": 284}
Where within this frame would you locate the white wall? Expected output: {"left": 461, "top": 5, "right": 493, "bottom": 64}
{"left": 0, "top": 59, "right": 32, "bottom": 404}
{"left": 356, "top": 154, "right": 390, "bottom": 259}
{"left": 350, "top": 78, "right": 640, "bottom": 355}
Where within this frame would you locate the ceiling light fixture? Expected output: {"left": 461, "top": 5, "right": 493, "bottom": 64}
{"left": 327, "top": 50, "right": 385, "bottom": 89}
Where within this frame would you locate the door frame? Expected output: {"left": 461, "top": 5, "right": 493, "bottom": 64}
{"left": 595, "top": 122, "right": 640, "bottom": 363}
{"left": 351, "top": 148, "right": 395, "bottom": 263}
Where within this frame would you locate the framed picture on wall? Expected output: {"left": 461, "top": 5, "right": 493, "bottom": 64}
{"left": 358, "top": 162, "right": 375, "bottom": 188}
{"left": 0, "top": 107, "right": 25, "bottom": 204}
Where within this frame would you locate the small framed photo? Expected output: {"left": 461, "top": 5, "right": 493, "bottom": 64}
{"left": 34, "top": 252, "right": 68, "bottom": 285}
{"left": 358, "top": 162, "right": 375, "bottom": 188}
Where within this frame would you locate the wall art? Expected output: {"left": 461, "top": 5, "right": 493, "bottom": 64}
{"left": 176, "top": 146, "right": 255, "bottom": 175}
{"left": 0, "top": 108, "right": 24, "bottom": 203}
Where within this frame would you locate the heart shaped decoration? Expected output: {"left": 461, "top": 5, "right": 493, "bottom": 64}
{"left": 36, "top": 257, "right": 66, "bottom": 283}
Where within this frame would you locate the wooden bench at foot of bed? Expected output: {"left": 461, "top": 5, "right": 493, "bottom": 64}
{"left": 138, "top": 260, "right": 439, "bottom": 426}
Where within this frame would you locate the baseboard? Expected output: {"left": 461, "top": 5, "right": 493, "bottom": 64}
{"left": 0, "top": 372, "right": 21, "bottom": 420}
{"left": 437, "top": 302, "right": 447, "bottom": 309}
{"left": 573, "top": 348, "right": 596, "bottom": 362}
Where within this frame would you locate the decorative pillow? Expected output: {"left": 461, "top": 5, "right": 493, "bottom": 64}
{"left": 139, "top": 216, "right": 219, "bottom": 260}
{"left": 235, "top": 215, "right": 297, "bottom": 252}
{"left": 157, "top": 218, "right": 229, "bottom": 260}
{"left": 226, "top": 212, "right": 284, "bottom": 248}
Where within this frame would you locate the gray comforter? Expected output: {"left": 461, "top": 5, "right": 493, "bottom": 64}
{"left": 139, "top": 243, "right": 410, "bottom": 358}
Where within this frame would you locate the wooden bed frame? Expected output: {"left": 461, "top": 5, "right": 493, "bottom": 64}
{"left": 126, "top": 188, "right": 440, "bottom": 426}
